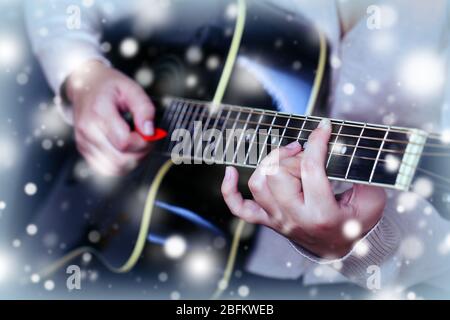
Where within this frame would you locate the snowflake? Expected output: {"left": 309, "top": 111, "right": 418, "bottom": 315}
{"left": 399, "top": 236, "right": 424, "bottom": 260}
{"left": 44, "top": 280, "right": 55, "bottom": 291}
{"left": 164, "top": 235, "right": 186, "bottom": 259}
{"left": 238, "top": 285, "right": 250, "bottom": 298}
{"left": 342, "top": 83, "right": 355, "bottom": 96}
{"left": 24, "top": 183, "right": 37, "bottom": 196}
{"left": 170, "top": 291, "right": 180, "bottom": 300}
{"left": 135, "top": 67, "right": 154, "bottom": 87}
{"left": 185, "top": 46, "right": 203, "bottom": 64}
{"left": 119, "top": 38, "right": 139, "bottom": 58}
{"left": 158, "top": 272, "right": 168, "bottom": 282}
{"left": 343, "top": 219, "right": 362, "bottom": 240}
{"left": 26, "top": 224, "right": 38, "bottom": 236}
{"left": 399, "top": 50, "right": 445, "bottom": 97}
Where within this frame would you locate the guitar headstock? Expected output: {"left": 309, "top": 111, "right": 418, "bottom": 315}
{"left": 411, "top": 133, "right": 450, "bottom": 219}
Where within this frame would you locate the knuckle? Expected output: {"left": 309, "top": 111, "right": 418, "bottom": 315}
{"left": 248, "top": 176, "right": 264, "bottom": 194}
{"left": 75, "top": 122, "right": 89, "bottom": 136}
{"left": 113, "top": 136, "right": 129, "bottom": 152}
{"left": 221, "top": 184, "right": 231, "bottom": 198}
{"left": 300, "top": 157, "right": 317, "bottom": 173}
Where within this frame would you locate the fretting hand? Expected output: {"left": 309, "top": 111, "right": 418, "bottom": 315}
{"left": 221, "top": 119, "right": 387, "bottom": 258}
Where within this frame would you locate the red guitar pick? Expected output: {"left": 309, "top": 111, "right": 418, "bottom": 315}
{"left": 136, "top": 127, "right": 168, "bottom": 142}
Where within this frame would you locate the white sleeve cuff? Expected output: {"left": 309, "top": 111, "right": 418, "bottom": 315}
{"left": 35, "top": 39, "right": 110, "bottom": 125}
{"left": 289, "top": 214, "right": 400, "bottom": 282}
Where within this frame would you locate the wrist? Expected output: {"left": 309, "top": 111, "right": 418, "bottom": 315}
{"left": 64, "top": 59, "right": 109, "bottom": 104}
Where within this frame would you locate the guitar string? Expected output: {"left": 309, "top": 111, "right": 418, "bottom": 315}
{"left": 165, "top": 138, "right": 421, "bottom": 174}
{"left": 174, "top": 99, "right": 447, "bottom": 144}
{"left": 162, "top": 107, "right": 449, "bottom": 158}
{"left": 161, "top": 104, "right": 445, "bottom": 151}
{"left": 164, "top": 106, "right": 420, "bottom": 175}
{"left": 164, "top": 99, "right": 445, "bottom": 146}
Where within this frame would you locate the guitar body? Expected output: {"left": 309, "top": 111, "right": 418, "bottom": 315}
{"left": 29, "top": 0, "right": 327, "bottom": 298}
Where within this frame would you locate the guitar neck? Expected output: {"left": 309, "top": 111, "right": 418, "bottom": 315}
{"left": 158, "top": 98, "right": 428, "bottom": 191}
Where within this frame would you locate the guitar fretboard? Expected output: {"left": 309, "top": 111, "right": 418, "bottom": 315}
{"left": 158, "top": 98, "right": 427, "bottom": 191}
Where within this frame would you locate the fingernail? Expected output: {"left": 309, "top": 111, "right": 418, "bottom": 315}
{"left": 286, "top": 141, "right": 301, "bottom": 149}
{"left": 225, "top": 166, "right": 232, "bottom": 180}
{"left": 318, "top": 118, "right": 331, "bottom": 129}
{"left": 143, "top": 121, "right": 154, "bottom": 136}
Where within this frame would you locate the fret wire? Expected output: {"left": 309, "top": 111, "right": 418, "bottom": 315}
{"left": 232, "top": 111, "right": 252, "bottom": 164}
{"left": 244, "top": 111, "right": 265, "bottom": 165}
{"left": 165, "top": 101, "right": 182, "bottom": 132}
{"left": 169, "top": 102, "right": 198, "bottom": 151}
{"left": 169, "top": 104, "right": 195, "bottom": 148}
{"left": 345, "top": 123, "right": 366, "bottom": 180}
{"left": 195, "top": 106, "right": 223, "bottom": 159}
{"left": 296, "top": 116, "right": 308, "bottom": 143}
{"left": 168, "top": 98, "right": 412, "bottom": 137}
{"left": 162, "top": 150, "right": 414, "bottom": 179}
{"left": 277, "top": 114, "right": 291, "bottom": 148}
{"left": 162, "top": 106, "right": 416, "bottom": 147}
{"left": 257, "top": 113, "right": 278, "bottom": 165}
{"left": 369, "top": 126, "right": 390, "bottom": 183}
{"left": 191, "top": 106, "right": 209, "bottom": 159}
{"left": 220, "top": 110, "right": 243, "bottom": 163}
{"left": 164, "top": 112, "right": 422, "bottom": 158}
{"left": 326, "top": 120, "right": 345, "bottom": 169}
{"left": 165, "top": 99, "right": 450, "bottom": 150}
{"left": 208, "top": 108, "right": 232, "bottom": 163}
{"left": 164, "top": 101, "right": 185, "bottom": 150}
{"left": 184, "top": 104, "right": 203, "bottom": 155}
{"left": 160, "top": 101, "right": 176, "bottom": 127}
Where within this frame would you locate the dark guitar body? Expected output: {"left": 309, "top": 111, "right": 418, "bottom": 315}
{"left": 22, "top": 0, "right": 328, "bottom": 298}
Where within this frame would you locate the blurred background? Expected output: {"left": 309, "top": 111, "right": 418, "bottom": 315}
{"left": 0, "top": 0, "right": 73, "bottom": 295}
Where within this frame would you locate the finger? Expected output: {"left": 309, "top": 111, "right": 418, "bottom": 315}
{"left": 95, "top": 99, "right": 152, "bottom": 153}
{"left": 341, "top": 185, "right": 386, "bottom": 229}
{"left": 119, "top": 81, "right": 155, "bottom": 136}
{"left": 221, "top": 166, "right": 272, "bottom": 226}
{"left": 259, "top": 141, "right": 302, "bottom": 175}
{"left": 279, "top": 153, "right": 303, "bottom": 179}
{"left": 78, "top": 141, "right": 123, "bottom": 176}
{"left": 266, "top": 167, "right": 304, "bottom": 211}
{"left": 85, "top": 125, "right": 147, "bottom": 174}
{"left": 301, "top": 119, "right": 337, "bottom": 208}
{"left": 249, "top": 142, "right": 302, "bottom": 213}
{"left": 248, "top": 166, "right": 280, "bottom": 217}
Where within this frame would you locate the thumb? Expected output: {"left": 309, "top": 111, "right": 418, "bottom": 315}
{"left": 120, "top": 81, "right": 155, "bottom": 136}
